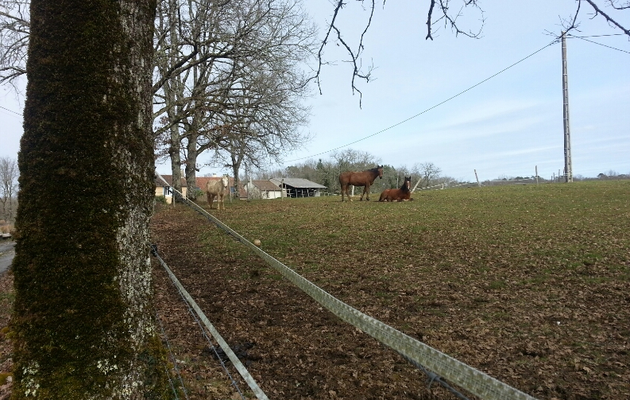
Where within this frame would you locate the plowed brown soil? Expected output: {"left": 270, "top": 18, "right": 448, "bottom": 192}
{"left": 149, "top": 194, "right": 630, "bottom": 400}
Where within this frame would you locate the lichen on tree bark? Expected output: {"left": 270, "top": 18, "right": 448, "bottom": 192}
{"left": 12, "top": 0, "right": 167, "bottom": 398}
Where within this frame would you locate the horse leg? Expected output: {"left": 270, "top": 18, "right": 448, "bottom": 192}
{"left": 361, "top": 184, "right": 369, "bottom": 201}
{"left": 342, "top": 184, "right": 351, "bottom": 202}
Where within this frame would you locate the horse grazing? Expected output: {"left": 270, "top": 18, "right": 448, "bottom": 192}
{"left": 379, "top": 176, "right": 413, "bottom": 202}
{"left": 206, "top": 175, "right": 229, "bottom": 210}
{"left": 339, "top": 165, "right": 384, "bottom": 202}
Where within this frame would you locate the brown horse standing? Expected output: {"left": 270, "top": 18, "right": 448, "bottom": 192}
{"left": 339, "top": 165, "right": 384, "bottom": 202}
{"left": 379, "top": 176, "right": 412, "bottom": 202}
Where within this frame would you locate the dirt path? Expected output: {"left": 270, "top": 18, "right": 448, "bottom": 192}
{"left": 0, "top": 241, "right": 15, "bottom": 275}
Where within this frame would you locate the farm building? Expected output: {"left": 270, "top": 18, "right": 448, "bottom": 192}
{"left": 270, "top": 178, "right": 327, "bottom": 198}
{"left": 243, "top": 180, "right": 284, "bottom": 200}
{"left": 156, "top": 175, "right": 326, "bottom": 201}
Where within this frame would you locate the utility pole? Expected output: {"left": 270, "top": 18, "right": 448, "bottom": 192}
{"left": 561, "top": 32, "right": 573, "bottom": 182}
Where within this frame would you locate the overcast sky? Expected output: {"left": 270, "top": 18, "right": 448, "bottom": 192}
{"left": 1, "top": 1, "right": 628, "bottom": 182}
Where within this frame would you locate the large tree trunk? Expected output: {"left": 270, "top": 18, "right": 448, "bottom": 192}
{"left": 12, "top": 1, "right": 167, "bottom": 398}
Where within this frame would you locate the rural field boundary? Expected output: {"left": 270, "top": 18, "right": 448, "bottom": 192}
{"left": 154, "top": 173, "right": 537, "bottom": 400}
{"left": 152, "top": 248, "right": 268, "bottom": 400}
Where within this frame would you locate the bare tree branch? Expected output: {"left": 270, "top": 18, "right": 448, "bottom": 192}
{"left": 605, "top": 0, "right": 630, "bottom": 11}
{"left": 426, "top": 0, "right": 437, "bottom": 40}
{"left": 313, "top": 0, "right": 376, "bottom": 107}
{"left": 317, "top": 0, "right": 484, "bottom": 106}
{"left": 583, "top": 0, "right": 630, "bottom": 36}
{"left": 0, "top": 1, "right": 29, "bottom": 85}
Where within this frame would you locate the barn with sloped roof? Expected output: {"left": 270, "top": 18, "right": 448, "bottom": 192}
{"left": 270, "top": 178, "right": 327, "bottom": 198}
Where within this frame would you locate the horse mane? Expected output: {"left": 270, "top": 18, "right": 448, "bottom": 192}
{"left": 369, "top": 165, "right": 383, "bottom": 175}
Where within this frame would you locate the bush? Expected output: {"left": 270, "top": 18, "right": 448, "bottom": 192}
{"left": 154, "top": 195, "right": 167, "bottom": 205}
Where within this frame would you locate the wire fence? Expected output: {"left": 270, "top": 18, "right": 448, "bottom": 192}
{"left": 154, "top": 172, "right": 538, "bottom": 400}
{"left": 153, "top": 247, "right": 267, "bottom": 399}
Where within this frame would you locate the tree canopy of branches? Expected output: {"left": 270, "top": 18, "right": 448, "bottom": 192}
{"left": 315, "top": 0, "right": 630, "bottom": 103}
{"left": 1, "top": 0, "right": 316, "bottom": 200}
{"left": 0, "top": 0, "right": 29, "bottom": 87}
{"left": 152, "top": 0, "right": 316, "bottom": 198}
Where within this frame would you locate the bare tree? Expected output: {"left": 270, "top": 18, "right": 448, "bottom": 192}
{"left": 314, "top": 0, "right": 485, "bottom": 104}
{"left": 415, "top": 161, "right": 442, "bottom": 188}
{"left": 12, "top": 1, "right": 168, "bottom": 398}
{"left": 152, "top": 0, "right": 316, "bottom": 199}
{"left": 332, "top": 149, "right": 378, "bottom": 171}
{"left": 0, "top": 156, "right": 18, "bottom": 222}
{"left": 0, "top": 0, "right": 29, "bottom": 87}
{"left": 212, "top": 58, "right": 313, "bottom": 192}
{"left": 562, "top": 0, "right": 630, "bottom": 36}
{"left": 4, "top": 0, "right": 629, "bottom": 91}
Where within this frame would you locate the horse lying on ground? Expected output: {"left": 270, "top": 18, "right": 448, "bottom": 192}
{"left": 206, "top": 175, "right": 229, "bottom": 210}
{"left": 379, "top": 176, "right": 413, "bottom": 202}
{"left": 339, "top": 165, "right": 384, "bottom": 202}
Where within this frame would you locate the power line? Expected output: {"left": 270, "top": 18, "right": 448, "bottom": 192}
{"left": 284, "top": 39, "right": 560, "bottom": 164}
{"left": 568, "top": 34, "right": 630, "bottom": 54}
{"left": 568, "top": 33, "right": 626, "bottom": 38}
{"left": 0, "top": 104, "right": 22, "bottom": 117}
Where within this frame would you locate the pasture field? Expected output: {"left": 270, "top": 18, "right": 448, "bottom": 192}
{"left": 150, "top": 180, "right": 630, "bottom": 399}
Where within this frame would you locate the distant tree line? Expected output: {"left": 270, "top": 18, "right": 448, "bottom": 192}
{"left": 250, "top": 149, "right": 458, "bottom": 194}
{"left": 482, "top": 169, "right": 630, "bottom": 186}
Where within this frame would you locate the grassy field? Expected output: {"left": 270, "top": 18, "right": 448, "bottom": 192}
{"left": 219, "top": 180, "right": 630, "bottom": 292}
{"left": 150, "top": 180, "right": 630, "bottom": 399}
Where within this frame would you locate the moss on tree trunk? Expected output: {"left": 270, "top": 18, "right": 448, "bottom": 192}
{"left": 12, "top": 0, "right": 168, "bottom": 398}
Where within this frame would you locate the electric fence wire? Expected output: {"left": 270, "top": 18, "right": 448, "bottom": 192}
{"left": 160, "top": 255, "right": 248, "bottom": 400}
{"left": 155, "top": 173, "right": 538, "bottom": 400}
{"left": 162, "top": 184, "right": 470, "bottom": 399}
{"left": 151, "top": 239, "right": 269, "bottom": 400}
{"left": 169, "top": 189, "right": 475, "bottom": 399}
{"left": 187, "top": 315, "right": 248, "bottom": 400}
{"left": 285, "top": 39, "right": 560, "bottom": 164}
{"left": 399, "top": 352, "right": 471, "bottom": 400}
{"left": 153, "top": 306, "right": 190, "bottom": 400}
